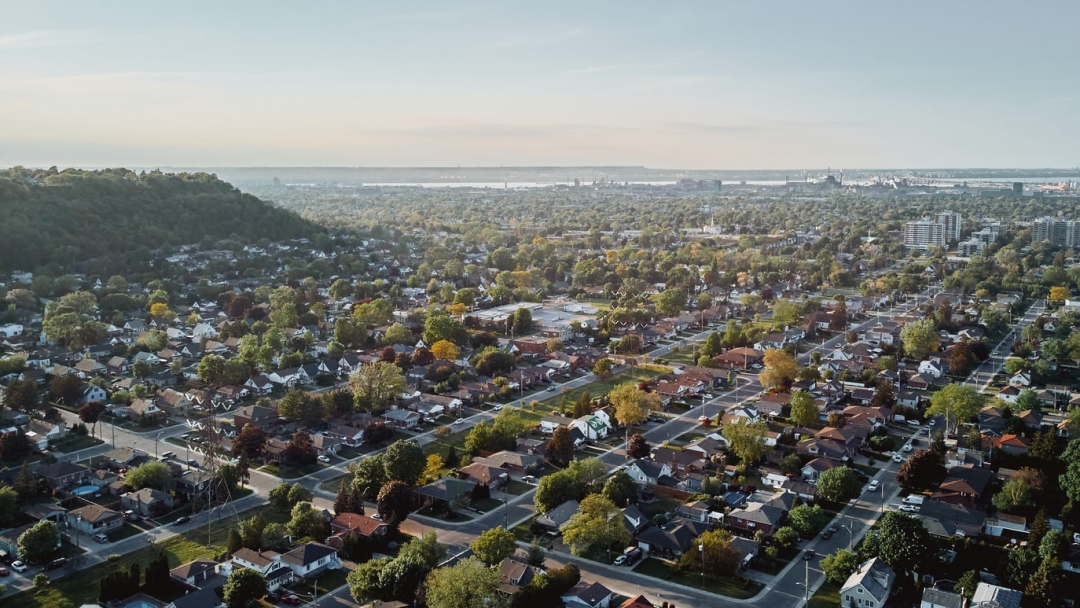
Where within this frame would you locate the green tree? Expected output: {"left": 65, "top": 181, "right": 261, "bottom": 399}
{"left": 561, "top": 494, "right": 631, "bottom": 557}
{"left": 787, "top": 504, "right": 827, "bottom": 538}
{"left": 609, "top": 382, "right": 659, "bottom": 433}
{"left": 651, "top": 289, "right": 688, "bottom": 317}
{"left": 601, "top": 470, "right": 640, "bottom": 507}
{"left": 383, "top": 440, "right": 425, "bottom": 486}
{"left": 351, "top": 454, "right": 389, "bottom": 499}
{"left": 1025, "top": 555, "right": 1063, "bottom": 608}
{"left": 956, "top": 569, "right": 980, "bottom": 599}
{"left": 816, "top": 466, "right": 861, "bottom": 502}
{"left": 534, "top": 469, "right": 583, "bottom": 514}
{"left": 0, "top": 487, "right": 18, "bottom": 526}
{"left": 223, "top": 567, "right": 268, "bottom": 608}
{"left": 760, "top": 348, "right": 799, "bottom": 391}
{"left": 469, "top": 526, "right": 517, "bottom": 566}
{"left": 125, "top": 461, "right": 175, "bottom": 492}
{"left": 592, "top": 358, "right": 613, "bottom": 379}
{"left": 677, "top": 528, "right": 741, "bottom": 576}
{"left": 423, "top": 557, "right": 503, "bottom": 608}
{"left": 16, "top": 520, "right": 58, "bottom": 564}
{"left": 821, "top": 549, "right": 860, "bottom": 584}
{"left": 899, "top": 318, "right": 939, "bottom": 361}
{"left": 992, "top": 479, "right": 1033, "bottom": 513}
{"left": 721, "top": 418, "right": 769, "bottom": 465}
{"left": 237, "top": 515, "right": 267, "bottom": 551}
{"left": 870, "top": 511, "right": 932, "bottom": 574}
{"left": 789, "top": 390, "right": 819, "bottom": 428}
{"left": 376, "top": 481, "right": 414, "bottom": 526}
{"left": 423, "top": 311, "right": 468, "bottom": 345}
{"left": 927, "top": 383, "right": 983, "bottom": 433}
{"left": 383, "top": 323, "right": 412, "bottom": 346}
{"left": 349, "top": 361, "right": 406, "bottom": 411}
{"left": 626, "top": 433, "right": 650, "bottom": 459}
{"left": 1060, "top": 438, "right": 1080, "bottom": 502}
{"left": 286, "top": 501, "right": 330, "bottom": 541}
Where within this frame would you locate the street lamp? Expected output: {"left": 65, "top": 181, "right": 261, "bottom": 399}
{"left": 844, "top": 518, "right": 855, "bottom": 551}
{"left": 154, "top": 431, "right": 164, "bottom": 459}
{"left": 699, "top": 543, "right": 705, "bottom": 587}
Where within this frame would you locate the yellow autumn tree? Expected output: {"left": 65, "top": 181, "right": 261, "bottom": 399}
{"left": 759, "top": 348, "right": 799, "bottom": 392}
{"left": 430, "top": 340, "right": 459, "bottom": 362}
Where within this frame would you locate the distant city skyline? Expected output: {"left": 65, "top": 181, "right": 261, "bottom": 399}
{"left": 2, "top": 1, "right": 1078, "bottom": 169}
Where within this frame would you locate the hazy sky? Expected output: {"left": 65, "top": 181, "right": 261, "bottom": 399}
{"left": 2, "top": 1, "right": 1077, "bottom": 169}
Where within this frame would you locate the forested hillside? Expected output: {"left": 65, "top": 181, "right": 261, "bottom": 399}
{"left": 0, "top": 167, "right": 320, "bottom": 273}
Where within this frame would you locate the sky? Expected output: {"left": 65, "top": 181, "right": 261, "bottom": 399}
{"left": 2, "top": 1, "right": 1078, "bottom": 170}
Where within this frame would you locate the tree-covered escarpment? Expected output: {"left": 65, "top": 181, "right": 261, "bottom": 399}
{"left": 0, "top": 167, "right": 322, "bottom": 273}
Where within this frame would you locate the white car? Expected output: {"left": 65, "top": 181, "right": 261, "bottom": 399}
{"left": 11, "top": 561, "right": 27, "bottom": 573}
{"left": 903, "top": 444, "right": 913, "bottom": 452}
{"left": 867, "top": 480, "right": 880, "bottom": 492}
{"left": 892, "top": 454, "right": 902, "bottom": 463}
{"left": 317, "top": 455, "right": 330, "bottom": 463}
{"left": 452, "top": 418, "right": 465, "bottom": 426}
{"left": 492, "top": 405, "right": 504, "bottom": 412}
{"left": 899, "top": 504, "right": 919, "bottom": 512}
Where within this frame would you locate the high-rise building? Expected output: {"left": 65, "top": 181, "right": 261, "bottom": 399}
{"left": 902, "top": 220, "right": 946, "bottom": 249}
{"left": 1032, "top": 217, "right": 1080, "bottom": 247}
{"left": 935, "top": 211, "right": 962, "bottom": 242}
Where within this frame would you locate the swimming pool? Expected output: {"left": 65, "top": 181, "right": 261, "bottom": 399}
{"left": 71, "top": 485, "right": 98, "bottom": 496}
{"left": 123, "top": 601, "right": 159, "bottom": 608}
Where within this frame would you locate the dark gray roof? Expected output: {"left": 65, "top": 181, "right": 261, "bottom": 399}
{"left": 922, "top": 588, "right": 963, "bottom": 608}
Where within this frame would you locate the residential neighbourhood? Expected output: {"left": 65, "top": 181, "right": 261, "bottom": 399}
{"left": 2, "top": 168, "right": 1080, "bottom": 608}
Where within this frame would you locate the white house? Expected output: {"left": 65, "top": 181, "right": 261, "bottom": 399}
{"left": 626, "top": 459, "right": 672, "bottom": 486}
{"left": 0, "top": 324, "right": 23, "bottom": 338}
{"left": 841, "top": 558, "right": 895, "bottom": 608}
{"left": 78, "top": 382, "right": 108, "bottom": 405}
{"left": 918, "top": 358, "right": 944, "bottom": 379}
{"left": 571, "top": 415, "right": 610, "bottom": 441}
{"left": 190, "top": 323, "right": 219, "bottom": 340}
{"left": 281, "top": 542, "right": 341, "bottom": 580}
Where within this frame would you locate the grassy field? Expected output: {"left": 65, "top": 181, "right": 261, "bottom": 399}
{"left": 807, "top": 581, "right": 841, "bottom": 608}
{"left": 632, "top": 557, "right": 762, "bottom": 599}
{"left": 53, "top": 434, "right": 104, "bottom": 454}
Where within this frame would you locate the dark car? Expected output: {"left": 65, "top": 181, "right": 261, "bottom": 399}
{"left": 45, "top": 557, "right": 67, "bottom": 571}
{"left": 265, "top": 593, "right": 281, "bottom": 603}
{"left": 820, "top": 530, "right": 832, "bottom": 540}
{"left": 803, "top": 550, "right": 815, "bottom": 561}
{"left": 173, "top": 516, "right": 191, "bottom": 526}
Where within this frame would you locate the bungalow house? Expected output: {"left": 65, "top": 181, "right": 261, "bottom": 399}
{"left": 311, "top": 433, "right": 341, "bottom": 457}
{"left": 535, "top": 500, "right": 579, "bottom": 533}
{"left": 562, "top": 581, "right": 614, "bottom": 608}
{"left": 234, "top": 405, "right": 278, "bottom": 430}
{"left": 74, "top": 358, "right": 107, "bottom": 377}
{"left": 326, "top": 512, "right": 390, "bottom": 549}
{"left": 281, "top": 542, "right": 342, "bottom": 580}
{"left": 21, "top": 503, "right": 67, "bottom": 524}
{"left": 499, "top": 558, "right": 542, "bottom": 596}
{"left": 67, "top": 504, "right": 124, "bottom": 534}
{"left": 984, "top": 514, "right": 1029, "bottom": 537}
{"left": 327, "top": 425, "right": 365, "bottom": 448}
{"left": 414, "top": 478, "right": 476, "bottom": 511}
{"left": 35, "top": 461, "right": 89, "bottom": 487}
{"left": 987, "top": 433, "right": 1030, "bottom": 456}
{"left": 634, "top": 518, "right": 710, "bottom": 558}
{"left": 906, "top": 373, "right": 934, "bottom": 391}
{"left": 916, "top": 500, "right": 986, "bottom": 539}
{"left": 651, "top": 446, "right": 706, "bottom": 474}
{"left": 458, "top": 462, "right": 509, "bottom": 490}
{"left": 571, "top": 415, "right": 610, "bottom": 441}
{"left": 120, "top": 488, "right": 175, "bottom": 517}
{"left": 107, "top": 356, "right": 132, "bottom": 375}
{"left": 931, "top": 465, "right": 993, "bottom": 507}
{"left": 715, "top": 347, "right": 763, "bottom": 370}
{"left": 382, "top": 408, "right": 422, "bottom": 430}
{"left": 684, "top": 435, "right": 726, "bottom": 460}
{"left": 996, "top": 385, "right": 1021, "bottom": 404}
{"left": 78, "top": 382, "right": 108, "bottom": 405}
{"left": 841, "top": 558, "right": 895, "bottom": 608}
{"left": 25, "top": 419, "right": 65, "bottom": 450}
{"left": 540, "top": 414, "right": 574, "bottom": 434}
{"left": 103, "top": 446, "right": 143, "bottom": 468}
{"left": 155, "top": 389, "right": 195, "bottom": 417}
{"left": 971, "top": 583, "right": 1024, "bottom": 608}
{"left": 626, "top": 459, "right": 672, "bottom": 486}
{"left": 170, "top": 559, "right": 218, "bottom": 587}
{"left": 0, "top": 521, "right": 60, "bottom": 560}
{"left": 727, "top": 501, "right": 784, "bottom": 535}
{"left": 622, "top": 504, "right": 650, "bottom": 532}
{"left": 474, "top": 450, "right": 539, "bottom": 473}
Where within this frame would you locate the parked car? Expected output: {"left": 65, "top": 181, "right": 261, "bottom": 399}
{"left": 45, "top": 558, "right": 67, "bottom": 571}
{"left": 123, "top": 510, "right": 139, "bottom": 522}
{"left": 92, "top": 533, "right": 110, "bottom": 543}
{"left": 613, "top": 555, "right": 628, "bottom": 566}
{"left": 903, "top": 444, "right": 913, "bottom": 452}
{"left": 803, "top": 550, "right": 815, "bottom": 561}
{"left": 867, "top": 480, "right": 880, "bottom": 492}
{"left": 317, "top": 455, "right": 331, "bottom": 463}
{"left": 282, "top": 595, "right": 302, "bottom": 605}
{"left": 907, "top": 420, "right": 921, "bottom": 427}
{"left": 892, "top": 454, "right": 902, "bottom": 463}
{"left": 828, "top": 523, "right": 838, "bottom": 532}
{"left": 492, "top": 404, "right": 504, "bottom": 411}
{"left": 522, "top": 475, "right": 537, "bottom": 484}
{"left": 0, "top": 566, "right": 9, "bottom": 576}
{"left": 546, "top": 386, "right": 556, "bottom": 391}
{"left": 173, "top": 516, "right": 190, "bottom": 526}
{"left": 899, "top": 504, "right": 919, "bottom": 513}
{"left": 821, "top": 530, "right": 832, "bottom": 540}
{"left": 161, "top": 451, "right": 175, "bottom": 459}
{"left": 451, "top": 418, "right": 465, "bottom": 426}
{"left": 11, "top": 561, "right": 26, "bottom": 573}
{"left": 265, "top": 593, "right": 281, "bottom": 604}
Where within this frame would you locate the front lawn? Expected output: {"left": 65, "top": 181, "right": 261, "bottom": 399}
{"left": 501, "top": 479, "right": 531, "bottom": 496}
{"left": 320, "top": 474, "right": 348, "bottom": 494}
{"left": 807, "top": 581, "right": 841, "bottom": 608}
{"left": 260, "top": 463, "right": 321, "bottom": 479}
{"left": 632, "top": 557, "right": 762, "bottom": 599}
{"left": 53, "top": 434, "right": 104, "bottom": 453}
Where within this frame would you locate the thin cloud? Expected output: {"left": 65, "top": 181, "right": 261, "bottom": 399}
{"left": 0, "top": 30, "right": 107, "bottom": 49}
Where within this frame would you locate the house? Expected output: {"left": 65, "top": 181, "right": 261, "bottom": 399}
{"left": 35, "top": 461, "right": 89, "bottom": 487}
{"left": 458, "top": 462, "right": 509, "bottom": 490}
{"left": 906, "top": 373, "right": 934, "bottom": 391}
{"left": 971, "top": 583, "right": 1023, "bottom": 608}
{"left": 382, "top": 408, "right": 422, "bottom": 430}
{"left": 499, "top": 558, "right": 542, "bottom": 595}
{"left": 916, "top": 500, "right": 986, "bottom": 539}
{"left": 120, "top": 488, "right": 175, "bottom": 517}
{"left": 931, "top": 465, "right": 993, "bottom": 507}
{"left": 561, "top": 580, "right": 614, "bottom": 608}
{"left": 615, "top": 596, "right": 655, "bottom": 608}
{"left": 414, "top": 478, "right": 476, "bottom": 510}
{"left": 0, "top": 521, "right": 60, "bottom": 560}
{"left": 245, "top": 374, "right": 274, "bottom": 396}
{"left": 540, "top": 414, "right": 574, "bottom": 433}
{"left": 127, "top": 398, "right": 165, "bottom": 420}
{"left": 918, "top": 358, "right": 945, "bottom": 379}
{"left": 715, "top": 347, "right": 763, "bottom": 370}
{"left": 727, "top": 501, "right": 784, "bottom": 535}
{"left": 25, "top": 419, "right": 65, "bottom": 449}
{"left": 311, "top": 433, "right": 341, "bottom": 457}
{"left": 106, "top": 356, "right": 132, "bottom": 375}
{"left": 571, "top": 415, "right": 610, "bottom": 441}
{"left": 622, "top": 504, "right": 650, "bottom": 532}
{"left": 281, "top": 542, "right": 341, "bottom": 579}
{"left": 326, "top": 512, "right": 390, "bottom": 549}
{"left": 651, "top": 446, "right": 706, "bottom": 474}
{"left": 167, "top": 580, "right": 226, "bottom": 608}
{"left": 474, "top": 450, "right": 539, "bottom": 473}
{"left": 234, "top": 405, "right": 279, "bottom": 430}
{"left": 535, "top": 500, "right": 580, "bottom": 533}
{"left": 170, "top": 559, "right": 219, "bottom": 586}
{"left": 74, "top": 358, "right": 107, "bottom": 377}
{"left": 103, "top": 446, "right": 142, "bottom": 468}
{"left": 21, "top": 503, "right": 67, "bottom": 524}
{"left": 633, "top": 518, "right": 710, "bottom": 558}
{"left": 78, "top": 382, "right": 108, "bottom": 405}
{"left": 176, "top": 469, "right": 213, "bottom": 500}
{"left": 225, "top": 548, "right": 294, "bottom": 591}
{"left": 67, "top": 504, "right": 124, "bottom": 534}
{"left": 921, "top": 588, "right": 963, "bottom": 608}
{"left": 625, "top": 459, "right": 672, "bottom": 486}
{"left": 840, "top": 557, "right": 895, "bottom": 608}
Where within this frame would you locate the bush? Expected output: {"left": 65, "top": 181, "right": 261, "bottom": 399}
{"left": 33, "top": 573, "right": 50, "bottom": 590}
